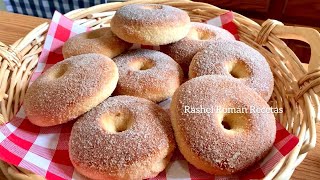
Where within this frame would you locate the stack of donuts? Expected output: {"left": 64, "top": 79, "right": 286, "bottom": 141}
{"left": 23, "top": 3, "right": 277, "bottom": 180}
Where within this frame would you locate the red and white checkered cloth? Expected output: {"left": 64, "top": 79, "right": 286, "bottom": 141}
{"left": 0, "top": 11, "right": 298, "bottom": 180}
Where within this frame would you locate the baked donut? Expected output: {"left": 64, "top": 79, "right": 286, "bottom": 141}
{"left": 189, "top": 40, "right": 274, "bottom": 101}
{"left": 110, "top": 4, "right": 191, "bottom": 45}
{"left": 69, "top": 95, "right": 176, "bottom": 180}
{"left": 170, "top": 75, "right": 276, "bottom": 175}
{"left": 62, "top": 27, "right": 132, "bottom": 59}
{"left": 161, "top": 22, "right": 235, "bottom": 74}
{"left": 114, "top": 49, "right": 183, "bottom": 102}
{"left": 24, "top": 53, "right": 118, "bottom": 127}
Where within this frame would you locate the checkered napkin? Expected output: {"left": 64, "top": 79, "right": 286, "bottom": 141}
{"left": 0, "top": 11, "right": 298, "bottom": 180}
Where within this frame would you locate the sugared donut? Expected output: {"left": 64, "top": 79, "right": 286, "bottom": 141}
{"left": 114, "top": 49, "right": 183, "bottom": 102}
{"left": 161, "top": 22, "right": 235, "bottom": 74}
{"left": 24, "top": 54, "right": 118, "bottom": 127}
{"left": 189, "top": 40, "right": 274, "bottom": 101}
{"left": 170, "top": 75, "right": 276, "bottom": 175}
{"left": 69, "top": 95, "right": 176, "bottom": 180}
{"left": 62, "top": 27, "right": 132, "bottom": 59}
{"left": 110, "top": 4, "right": 191, "bottom": 45}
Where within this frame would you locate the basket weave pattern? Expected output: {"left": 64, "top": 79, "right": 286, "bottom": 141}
{"left": 1, "top": 0, "right": 320, "bottom": 179}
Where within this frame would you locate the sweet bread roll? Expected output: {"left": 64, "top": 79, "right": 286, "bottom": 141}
{"left": 69, "top": 95, "right": 176, "bottom": 179}
{"left": 189, "top": 40, "right": 274, "bottom": 101}
{"left": 161, "top": 22, "right": 235, "bottom": 74}
{"left": 170, "top": 75, "right": 276, "bottom": 175}
{"left": 62, "top": 27, "right": 132, "bottom": 58}
{"left": 24, "top": 54, "right": 118, "bottom": 127}
{"left": 114, "top": 49, "right": 183, "bottom": 102}
{"left": 111, "top": 4, "right": 191, "bottom": 45}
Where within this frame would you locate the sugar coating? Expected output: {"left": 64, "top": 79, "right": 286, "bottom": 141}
{"left": 69, "top": 95, "right": 175, "bottom": 179}
{"left": 62, "top": 27, "right": 132, "bottom": 59}
{"left": 24, "top": 53, "right": 118, "bottom": 126}
{"left": 170, "top": 75, "right": 276, "bottom": 174}
{"left": 161, "top": 22, "right": 235, "bottom": 74}
{"left": 189, "top": 40, "right": 274, "bottom": 101}
{"left": 114, "top": 49, "right": 183, "bottom": 102}
{"left": 113, "top": 4, "right": 189, "bottom": 26}
{"left": 110, "top": 4, "right": 191, "bottom": 45}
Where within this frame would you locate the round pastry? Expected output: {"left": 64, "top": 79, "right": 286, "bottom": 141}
{"left": 189, "top": 40, "right": 274, "bottom": 101}
{"left": 170, "top": 75, "right": 276, "bottom": 175}
{"left": 24, "top": 53, "right": 119, "bottom": 127}
{"left": 69, "top": 95, "right": 176, "bottom": 180}
{"left": 161, "top": 22, "right": 235, "bottom": 74}
{"left": 110, "top": 4, "right": 191, "bottom": 45}
{"left": 114, "top": 49, "right": 183, "bottom": 102}
{"left": 62, "top": 27, "right": 132, "bottom": 59}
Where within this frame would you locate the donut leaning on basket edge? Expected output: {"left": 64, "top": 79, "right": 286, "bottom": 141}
{"left": 189, "top": 40, "right": 274, "bottom": 101}
{"left": 23, "top": 53, "right": 119, "bottom": 127}
{"left": 8, "top": 0, "right": 313, "bottom": 179}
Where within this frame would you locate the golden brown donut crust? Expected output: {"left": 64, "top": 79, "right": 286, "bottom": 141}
{"left": 62, "top": 27, "right": 132, "bottom": 59}
{"left": 69, "top": 95, "right": 176, "bottom": 180}
{"left": 161, "top": 22, "right": 235, "bottom": 74}
{"left": 114, "top": 49, "right": 183, "bottom": 102}
{"left": 189, "top": 40, "right": 274, "bottom": 101}
{"left": 170, "top": 75, "right": 276, "bottom": 175}
{"left": 110, "top": 4, "right": 191, "bottom": 45}
{"left": 24, "top": 54, "right": 119, "bottom": 127}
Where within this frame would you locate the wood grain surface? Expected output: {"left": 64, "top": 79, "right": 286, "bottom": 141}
{"left": 0, "top": 11, "right": 48, "bottom": 45}
{"left": 0, "top": 10, "right": 319, "bottom": 180}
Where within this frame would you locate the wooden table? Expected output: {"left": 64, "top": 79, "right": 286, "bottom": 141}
{"left": 0, "top": 10, "right": 319, "bottom": 180}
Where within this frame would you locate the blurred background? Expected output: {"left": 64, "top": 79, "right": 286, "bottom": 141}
{"left": 1, "top": 0, "right": 319, "bottom": 26}
{"left": 0, "top": 0, "right": 125, "bottom": 18}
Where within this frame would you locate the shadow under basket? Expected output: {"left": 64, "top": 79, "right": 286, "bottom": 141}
{"left": 1, "top": 0, "right": 320, "bottom": 179}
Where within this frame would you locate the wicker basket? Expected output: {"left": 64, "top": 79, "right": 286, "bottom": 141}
{"left": 1, "top": 0, "right": 320, "bottom": 179}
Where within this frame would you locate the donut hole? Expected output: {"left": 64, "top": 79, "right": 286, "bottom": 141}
{"left": 129, "top": 59, "right": 155, "bottom": 71}
{"left": 101, "top": 112, "right": 133, "bottom": 133}
{"left": 188, "top": 28, "right": 215, "bottom": 40}
{"left": 50, "top": 64, "right": 68, "bottom": 79}
{"left": 221, "top": 121, "right": 232, "bottom": 130}
{"left": 141, "top": 4, "right": 163, "bottom": 10}
{"left": 197, "top": 31, "right": 214, "bottom": 40}
{"left": 228, "top": 60, "right": 251, "bottom": 79}
{"left": 221, "top": 113, "right": 248, "bottom": 131}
